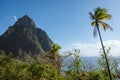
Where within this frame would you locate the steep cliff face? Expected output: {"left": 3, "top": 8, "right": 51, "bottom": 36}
{"left": 0, "top": 15, "right": 53, "bottom": 57}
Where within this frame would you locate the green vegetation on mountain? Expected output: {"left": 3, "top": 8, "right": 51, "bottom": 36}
{"left": 0, "top": 52, "right": 64, "bottom": 80}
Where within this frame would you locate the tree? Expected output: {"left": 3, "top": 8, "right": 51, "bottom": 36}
{"left": 98, "top": 48, "right": 112, "bottom": 79}
{"left": 0, "top": 53, "right": 64, "bottom": 80}
{"left": 89, "top": 7, "right": 113, "bottom": 80}
{"left": 98, "top": 47, "right": 120, "bottom": 79}
{"left": 46, "top": 44, "right": 62, "bottom": 74}
{"left": 65, "top": 49, "right": 82, "bottom": 80}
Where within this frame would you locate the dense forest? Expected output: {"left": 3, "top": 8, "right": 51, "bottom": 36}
{"left": 0, "top": 45, "right": 120, "bottom": 80}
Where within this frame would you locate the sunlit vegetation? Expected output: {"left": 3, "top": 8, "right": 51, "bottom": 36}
{"left": 0, "top": 50, "right": 64, "bottom": 80}
{"left": 0, "top": 46, "right": 120, "bottom": 80}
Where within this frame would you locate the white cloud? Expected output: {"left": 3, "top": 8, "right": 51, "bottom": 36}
{"left": 6, "top": 16, "right": 18, "bottom": 22}
{"left": 104, "top": 40, "right": 120, "bottom": 47}
{"left": 62, "top": 40, "right": 120, "bottom": 57}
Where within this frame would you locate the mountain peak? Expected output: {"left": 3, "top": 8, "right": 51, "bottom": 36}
{"left": 22, "top": 15, "right": 33, "bottom": 21}
{"left": 23, "top": 15, "right": 30, "bottom": 18}
{"left": 0, "top": 15, "right": 53, "bottom": 60}
{"left": 14, "top": 15, "right": 36, "bottom": 28}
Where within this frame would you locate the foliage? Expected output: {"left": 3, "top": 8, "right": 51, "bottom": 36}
{"left": 0, "top": 53, "right": 64, "bottom": 80}
{"left": 0, "top": 48, "right": 120, "bottom": 80}
{"left": 46, "top": 43, "right": 62, "bottom": 74}
{"left": 89, "top": 7, "right": 113, "bottom": 37}
{"left": 64, "top": 49, "right": 82, "bottom": 80}
{"left": 28, "top": 63, "right": 64, "bottom": 80}
{"left": 98, "top": 47, "right": 120, "bottom": 79}
{"left": 0, "top": 47, "right": 120, "bottom": 80}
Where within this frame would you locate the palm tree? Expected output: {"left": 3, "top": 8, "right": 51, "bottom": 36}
{"left": 89, "top": 7, "right": 113, "bottom": 80}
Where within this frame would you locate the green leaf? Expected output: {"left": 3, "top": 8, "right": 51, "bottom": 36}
{"left": 89, "top": 12, "right": 95, "bottom": 20}
{"left": 91, "top": 22, "right": 96, "bottom": 26}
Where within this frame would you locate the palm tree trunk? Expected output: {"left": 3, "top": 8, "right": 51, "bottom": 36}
{"left": 96, "top": 25, "right": 112, "bottom": 80}
{"left": 74, "top": 52, "right": 76, "bottom": 80}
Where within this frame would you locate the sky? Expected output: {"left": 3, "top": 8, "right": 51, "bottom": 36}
{"left": 0, "top": 0, "right": 120, "bottom": 56}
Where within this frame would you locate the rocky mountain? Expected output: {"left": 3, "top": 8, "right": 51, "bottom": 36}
{"left": 0, "top": 15, "right": 53, "bottom": 58}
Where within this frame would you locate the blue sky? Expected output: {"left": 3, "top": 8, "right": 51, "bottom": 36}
{"left": 0, "top": 0, "right": 120, "bottom": 56}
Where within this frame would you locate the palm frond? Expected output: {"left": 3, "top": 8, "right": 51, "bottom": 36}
{"left": 94, "top": 7, "right": 112, "bottom": 20}
{"left": 93, "top": 27, "right": 97, "bottom": 38}
{"left": 94, "top": 7, "right": 102, "bottom": 18}
{"left": 91, "top": 21, "right": 96, "bottom": 26}
{"left": 105, "top": 23, "right": 113, "bottom": 31}
{"left": 94, "top": 7, "right": 101, "bottom": 15}
{"left": 104, "top": 14, "right": 112, "bottom": 20}
{"left": 97, "top": 8, "right": 107, "bottom": 19}
{"left": 99, "top": 21, "right": 113, "bottom": 31}
{"left": 101, "top": 8, "right": 107, "bottom": 14}
{"left": 89, "top": 7, "right": 113, "bottom": 38}
{"left": 89, "top": 12, "right": 95, "bottom": 20}
{"left": 99, "top": 21, "right": 107, "bottom": 31}
{"left": 99, "top": 14, "right": 112, "bottom": 20}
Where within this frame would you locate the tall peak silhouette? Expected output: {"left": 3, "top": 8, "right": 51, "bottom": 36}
{"left": 14, "top": 15, "right": 36, "bottom": 28}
